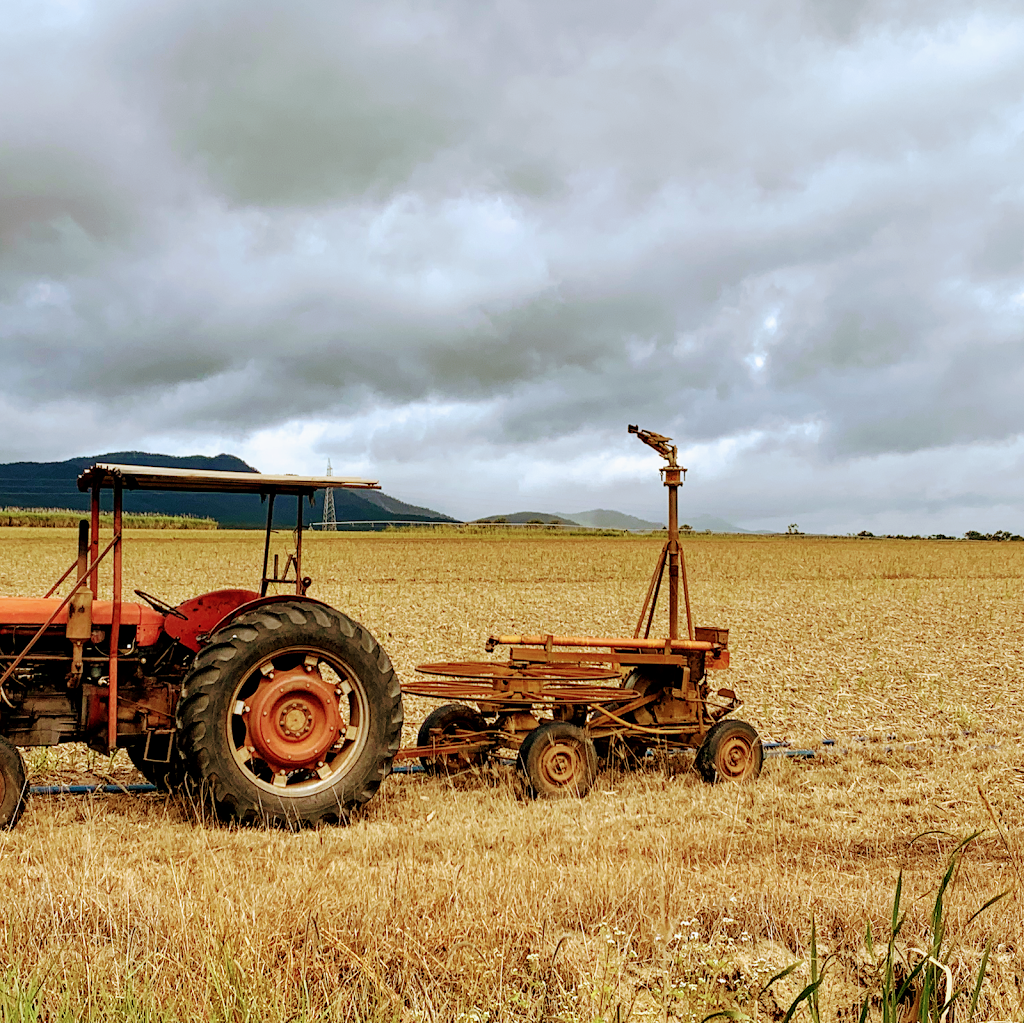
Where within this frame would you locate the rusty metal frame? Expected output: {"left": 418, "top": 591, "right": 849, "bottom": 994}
{"left": 259, "top": 491, "right": 314, "bottom": 597}
{"left": 403, "top": 424, "right": 738, "bottom": 772}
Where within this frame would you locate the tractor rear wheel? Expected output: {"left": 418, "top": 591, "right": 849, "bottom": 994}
{"left": 517, "top": 722, "right": 598, "bottom": 798}
{"left": 417, "top": 704, "right": 490, "bottom": 774}
{"left": 176, "top": 600, "right": 403, "bottom": 827}
{"left": 0, "top": 737, "right": 27, "bottom": 830}
{"left": 695, "top": 719, "right": 762, "bottom": 784}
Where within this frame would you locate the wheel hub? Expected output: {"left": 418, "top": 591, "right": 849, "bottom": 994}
{"left": 538, "top": 741, "right": 584, "bottom": 787}
{"left": 243, "top": 665, "right": 343, "bottom": 774}
{"left": 718, "top": 736, "right": 753, "bottom": 779}
{"left": 280, "top": 701, "right": 314, "bottom": 739}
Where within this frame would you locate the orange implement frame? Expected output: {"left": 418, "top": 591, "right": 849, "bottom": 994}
{"left": 403, "top": 425, "right": 743, "bottom": 781}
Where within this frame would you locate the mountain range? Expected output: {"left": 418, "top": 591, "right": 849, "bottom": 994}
{"left": 0, "top": 452, "right": 455, "bottom": 529}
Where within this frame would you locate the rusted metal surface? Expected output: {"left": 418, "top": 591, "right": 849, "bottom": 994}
{"left": 629, "top": 424, "right": 694, "bottom": 641}
{"left": 259, "top": 493, "right": 312, "bottom": 597}
{"left": 66, "top": 522, "right": 92, "bottom": 687}
{"left": 394, "top": 733, "right": 496, "bottom": 763}
{"left": 403, "top": 678, "right": 640, "bottom": 704}
{"left": 416, "top": 662, "right": 621, "bottom": 682}
{"left": 108, "top": 479, "right": 122, "bottom": 751}
{"left": 486, "top": 634, "right": 716, "bottom": 652}
{"left": 242, "top": 663, "right": 343, "bottom": 775}
{"left": 0, "top": 535, "right": 120, "bottom": 705}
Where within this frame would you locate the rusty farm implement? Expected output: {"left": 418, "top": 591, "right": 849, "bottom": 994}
{"left": 398, "top": 425, "right": 762, "bottom": 796}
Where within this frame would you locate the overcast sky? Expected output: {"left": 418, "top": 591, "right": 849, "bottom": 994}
{"left": 2, "top": 0, "right": 1023, "bottom": 531}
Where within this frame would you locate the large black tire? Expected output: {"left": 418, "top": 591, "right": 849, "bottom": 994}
{"left": 0, "top": 737, "right": 27, "bottom": 830}
{"left": 176, "top": 600, "right": 403, "bottom": 826}
{"left": 695, "top": 719, "right": 762, "bottom": 784}
{"left": 517, "top": 722, "right": 598, "bottom": 798}
{"left": 416, "top": 704, "right": 490, "bottom": 774}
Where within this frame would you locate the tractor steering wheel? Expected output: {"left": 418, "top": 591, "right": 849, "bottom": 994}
{"left": 134, "top": 589, "right": 188, "bottom": 620}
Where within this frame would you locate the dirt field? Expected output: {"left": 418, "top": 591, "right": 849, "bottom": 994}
{"left": 1, "top": 529, "right": 1023, "bottom": 1020}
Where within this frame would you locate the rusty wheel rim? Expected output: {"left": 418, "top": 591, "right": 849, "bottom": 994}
{"left": 716, "top": 732, "right": 756, "bottom": 780}
{"left": 536, "top": 737, "right": 588, "bottom": 790}
{"left": 228, "top": 646, "right": 368, "bottom": 795}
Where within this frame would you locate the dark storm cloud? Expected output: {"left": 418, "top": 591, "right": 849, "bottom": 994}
{"left": 2, "top": 0, "right": 1024, "bottom": 528}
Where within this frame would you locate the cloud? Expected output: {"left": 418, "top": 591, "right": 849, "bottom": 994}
{"left": 1, "top": 0, "right": 1024, "bottom": 528}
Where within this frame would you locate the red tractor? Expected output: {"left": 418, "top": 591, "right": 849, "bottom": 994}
{"left": 0, "top": 464, "right": 404, "bottom": 829}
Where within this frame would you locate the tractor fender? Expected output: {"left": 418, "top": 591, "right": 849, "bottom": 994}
{"left": 165, "top": 591, "right": 344, "bottom": 652}
{"left": 163, "top": 589, "right": 261, "bottom": 652}
{"left": 203, "top": 594, "right": 340, "bottom": 646}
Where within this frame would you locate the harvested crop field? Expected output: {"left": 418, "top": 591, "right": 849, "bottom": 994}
{"left": 2, "top": 528, "right": 1024, "bottom": 1020}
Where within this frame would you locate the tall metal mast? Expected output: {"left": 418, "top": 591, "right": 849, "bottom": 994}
{"left": 321, "top": 460, "right": 337, "bottom": 531}
{"left": 629, "top": 425, "right": 694, "bottom": 641}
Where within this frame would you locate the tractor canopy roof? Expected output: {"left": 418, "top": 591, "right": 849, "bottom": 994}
{"left": 76, "top": 463, "right": 379, "bottom": 496}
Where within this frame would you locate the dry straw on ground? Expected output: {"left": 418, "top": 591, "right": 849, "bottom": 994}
{"left": 1, "top": 528, "right": 1023, "bottom": 1021}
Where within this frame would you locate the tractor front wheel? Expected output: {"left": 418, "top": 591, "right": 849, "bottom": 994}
{"left": 0, "top": 737, "right": 27, "bottom": 830}
{"left": 176, "top": 600, "right": 403, "bottom": 827}
{"left": 695, "top": 719, "right": 762, "bottom": 784}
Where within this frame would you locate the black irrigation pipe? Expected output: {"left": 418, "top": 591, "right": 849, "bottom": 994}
{"left": 29, "top": 783, "right": 159, "bottom": 795}
{"left": 29, "top": 768, "right": 429, "bottom": 796}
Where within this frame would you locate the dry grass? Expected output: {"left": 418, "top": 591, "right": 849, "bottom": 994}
{"left": 2, "top": 529, "right": 1024, "bottom": 1021}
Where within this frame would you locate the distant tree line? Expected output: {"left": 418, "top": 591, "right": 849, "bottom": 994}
{"left": 856, "top": 529, "right": 1023, "bottom": 541}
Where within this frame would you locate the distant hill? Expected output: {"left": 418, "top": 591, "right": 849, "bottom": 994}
{"left": 561, "top": 509, "right": 664, "bottom": 530}
{"left": 0, "top": 452, "right": 456, "bottom": 529}
{"left": 681, "top": 515, "right": 755, "bottom": 534}
{"left": 474, "top": 512, "right": 578, "bottom": 525}
{"left": 475, "top": 508, "right": 755, "bottom": 533}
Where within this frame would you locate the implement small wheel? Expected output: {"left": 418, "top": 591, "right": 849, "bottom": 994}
{"left": 0, "top": 737, "right": 27, "bottom": 830}
{"left": 518, "top": 722, "right": 598, "bottom": 798}
{"left": 176, "top": 600, "right": 403, "bottom": 827}
{"left": 417, "top": 704, "right": 490, "bottom": 774}
{"left": 696, "top": 719, "right": 762, "bottom": 784}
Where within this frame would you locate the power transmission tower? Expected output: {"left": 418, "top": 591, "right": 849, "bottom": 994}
{"left": 321, "top": 459, "right": 337, "bottom": 530}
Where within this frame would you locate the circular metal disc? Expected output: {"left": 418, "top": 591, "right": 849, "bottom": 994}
{"left": 416, "top": 661, "right": 621, "bottom": 682}
{"left": 402, "top": 678, "right": 638, "bottom": 704}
